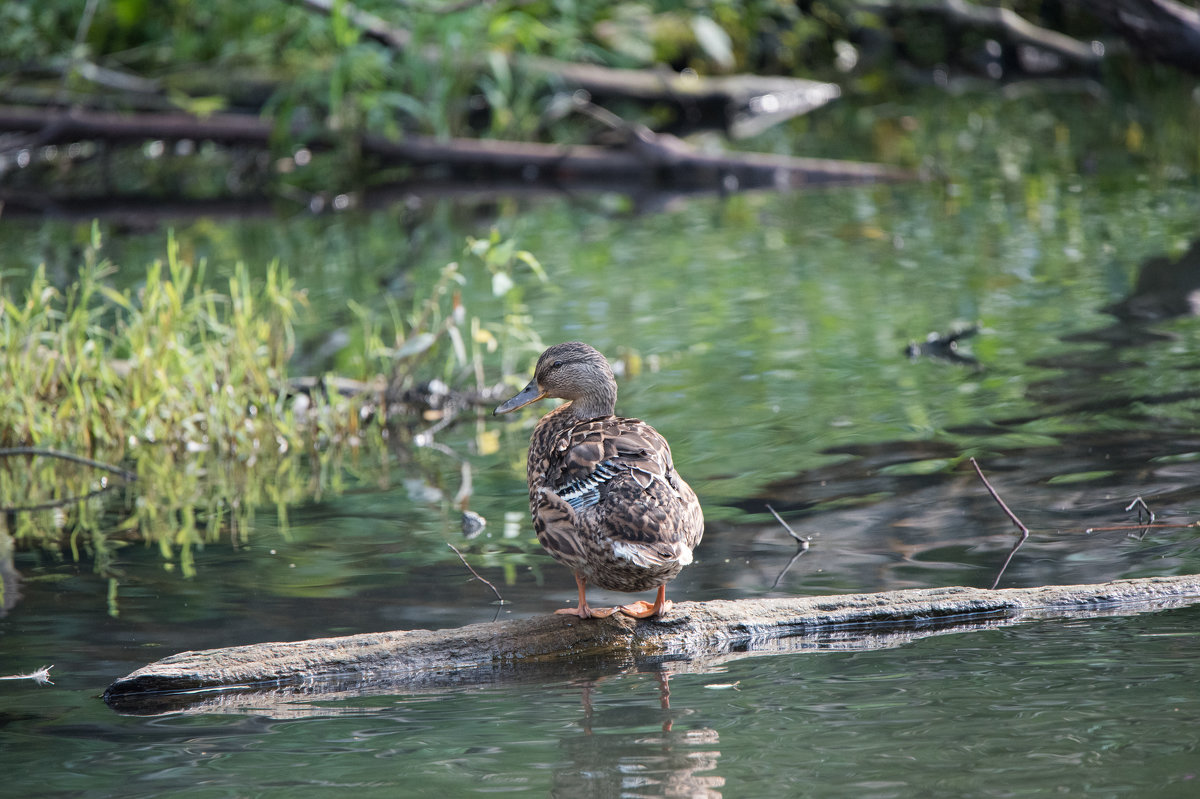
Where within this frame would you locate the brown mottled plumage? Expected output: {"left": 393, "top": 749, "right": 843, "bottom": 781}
{"left": 494, "top": 342, "right": 704, "bottom": 619}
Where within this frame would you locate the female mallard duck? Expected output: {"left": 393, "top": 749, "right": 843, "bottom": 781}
{"left": 494, "top": 342, "right": 704, "bottom": 619}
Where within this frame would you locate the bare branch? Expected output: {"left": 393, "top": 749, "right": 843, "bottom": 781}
{"left": 447, "top": 543, "right": 505, "bottom": 605}
{"left": 765, "top": 503, "right": 809, "bottom": 545}
{"left": 968, "top": 457, "right": 1030, "bottom": 589}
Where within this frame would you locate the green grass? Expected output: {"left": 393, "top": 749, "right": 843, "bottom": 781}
{"left": 0, "top": 224, "right": 542, "bottom": 596}
{"left": 1, "top": 224, "right": 304, "bottom": 457}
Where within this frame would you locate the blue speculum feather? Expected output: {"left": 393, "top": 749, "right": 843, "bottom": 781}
{"left": 557, "top": 461, "right": 622, "bottom": 511}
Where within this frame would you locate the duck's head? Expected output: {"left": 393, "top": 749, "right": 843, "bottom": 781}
{"left": 494, "top": 342, "right": 617, "bottom": 418}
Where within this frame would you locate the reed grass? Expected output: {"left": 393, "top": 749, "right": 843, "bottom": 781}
{"left": 0, "top": 224, "right": 542, "bottom": 605}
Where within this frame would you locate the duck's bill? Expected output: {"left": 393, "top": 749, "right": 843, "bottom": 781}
{"left": 494, "top": 380, "right": 546, "bottom": 415}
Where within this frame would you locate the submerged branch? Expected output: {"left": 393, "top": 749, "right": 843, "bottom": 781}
{"left": 765, "top": 504, "right": 811, "bottom": 590}
{"left": 104, "top": 574, "right": 1200, "bottom": 714}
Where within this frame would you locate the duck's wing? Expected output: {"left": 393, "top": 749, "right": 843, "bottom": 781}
{"left": 537, "top": 417, "right": 703, "bottom": 565}
{"left": 547, "top": 417, "right": 676, "bottom": 510}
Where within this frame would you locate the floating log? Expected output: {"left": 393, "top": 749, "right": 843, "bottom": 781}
{"left": 104, "top": 574, "right": 1200, "bottom": 715}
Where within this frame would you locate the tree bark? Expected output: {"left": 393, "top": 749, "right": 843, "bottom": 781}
{"left": 104, "top": 574, "right": 1200, "bottom": 715}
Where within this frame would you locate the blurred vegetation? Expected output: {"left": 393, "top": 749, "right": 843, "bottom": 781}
{"left": 3, "top": 0, "right": 1196, "bottom": 200}
{"left": 1, "top": 1, "right": 1197, "bottom": 606}
{"left": 0, "top": 225, "right": 543, "bottom": 602}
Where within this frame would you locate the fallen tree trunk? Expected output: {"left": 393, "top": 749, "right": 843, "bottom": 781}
{"left": 104, "top": 574, "right": 1200, "bottom": 714}
{"left": 0, "top": 104, "right": 914, "bottom": 219}
{"left": 0, "top": 104, "right": 905, "bottom": 188}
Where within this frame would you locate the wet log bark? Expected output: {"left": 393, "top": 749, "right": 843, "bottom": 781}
{"left": 104, "top": 574, "right": 1200, "bottom": 714}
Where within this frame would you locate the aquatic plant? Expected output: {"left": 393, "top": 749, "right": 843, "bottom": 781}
{"left": 0, "top": 224, "right": 544, "bottom": 605}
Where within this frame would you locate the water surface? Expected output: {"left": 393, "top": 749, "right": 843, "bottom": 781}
{"left": 2, "top": 83, "right": 1200, "bottom": 796}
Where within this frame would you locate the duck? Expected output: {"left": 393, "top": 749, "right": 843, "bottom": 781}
{"left": 494, "top": 342, "right": 704, "bottom": 619}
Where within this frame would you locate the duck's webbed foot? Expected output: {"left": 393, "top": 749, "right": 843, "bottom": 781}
{"left": 616, "top": 585, "right": 672, "bottom": 619}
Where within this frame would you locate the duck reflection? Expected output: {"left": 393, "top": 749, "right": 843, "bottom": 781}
{"left": 551, "top": 669, "right": 723, "bottom": 798}
{"left": 1029, "top": 237, "right": 1200, "bottom": 402}
{"left": 1104, "top": 238, "right": 1200, "bottom": 323}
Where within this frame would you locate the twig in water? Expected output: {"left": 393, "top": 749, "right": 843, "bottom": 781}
{"left": 1126, "top": 496, "right": 1156, "bottom": 524}
{"left": 1126, "top": 496, "right": 1155, "bottom": 540}
{"left": 447, "top": 543, "right": 505, "bottom": 606}
{"left": 0, "top": 665, "right": 54, "bottom": 685}
{"left": 969, "top": 457, "right": 1030, "bottom": 590}
{"left": 766, "top": 504, "right": 809, "bottom": 545}
{"left": 1086, "top": 522, "right": 1195, "bottom": 533}
{"left": 771, "top": 547, "right": 810, "bottom": 591}
{"left": 765, "top": 504, "right": 811, "bottom": 590}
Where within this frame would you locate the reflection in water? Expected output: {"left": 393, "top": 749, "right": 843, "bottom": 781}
{"left": 731, "top": 240, "right": 1200, "bottom": 593}
{"left": 1103, "top": 238, "right": 1200, "bottom": 323}
{"left": 553, "top": 671, "right": 724, "bottom": 798}
{"left": 904, "top": 324, "right": 982, "bottom": 369}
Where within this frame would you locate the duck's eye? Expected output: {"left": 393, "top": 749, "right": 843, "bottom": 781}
{"left": 551, "top": 360, "right": 563, "bottom": 369}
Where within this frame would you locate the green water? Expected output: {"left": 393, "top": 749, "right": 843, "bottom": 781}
{"left": 4, "top": 606, "right": 1200, "bottom": 798}
{"left": 3, "top": 82, "right": 1200, "bottom": 796}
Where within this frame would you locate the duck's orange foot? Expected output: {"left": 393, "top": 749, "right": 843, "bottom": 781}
{"left": 617, "top": 599, "right": 673, "bottom": 619}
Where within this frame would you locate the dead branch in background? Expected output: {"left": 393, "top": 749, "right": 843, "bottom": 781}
{"left": 0, "top": 447, "right": 136, "bottom": 481}
{"left": 0, "top": 447, "right": 136, "bottom": 513}
{"left": 860, "top": 0, "right": 1104, "bottom": 72}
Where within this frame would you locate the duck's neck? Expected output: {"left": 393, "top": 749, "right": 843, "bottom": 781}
{"left": 537, "top": 388, "right": 616, "bottom": 436}
{"left": 565, "top": 383, "right": 617, "bottom": 421}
